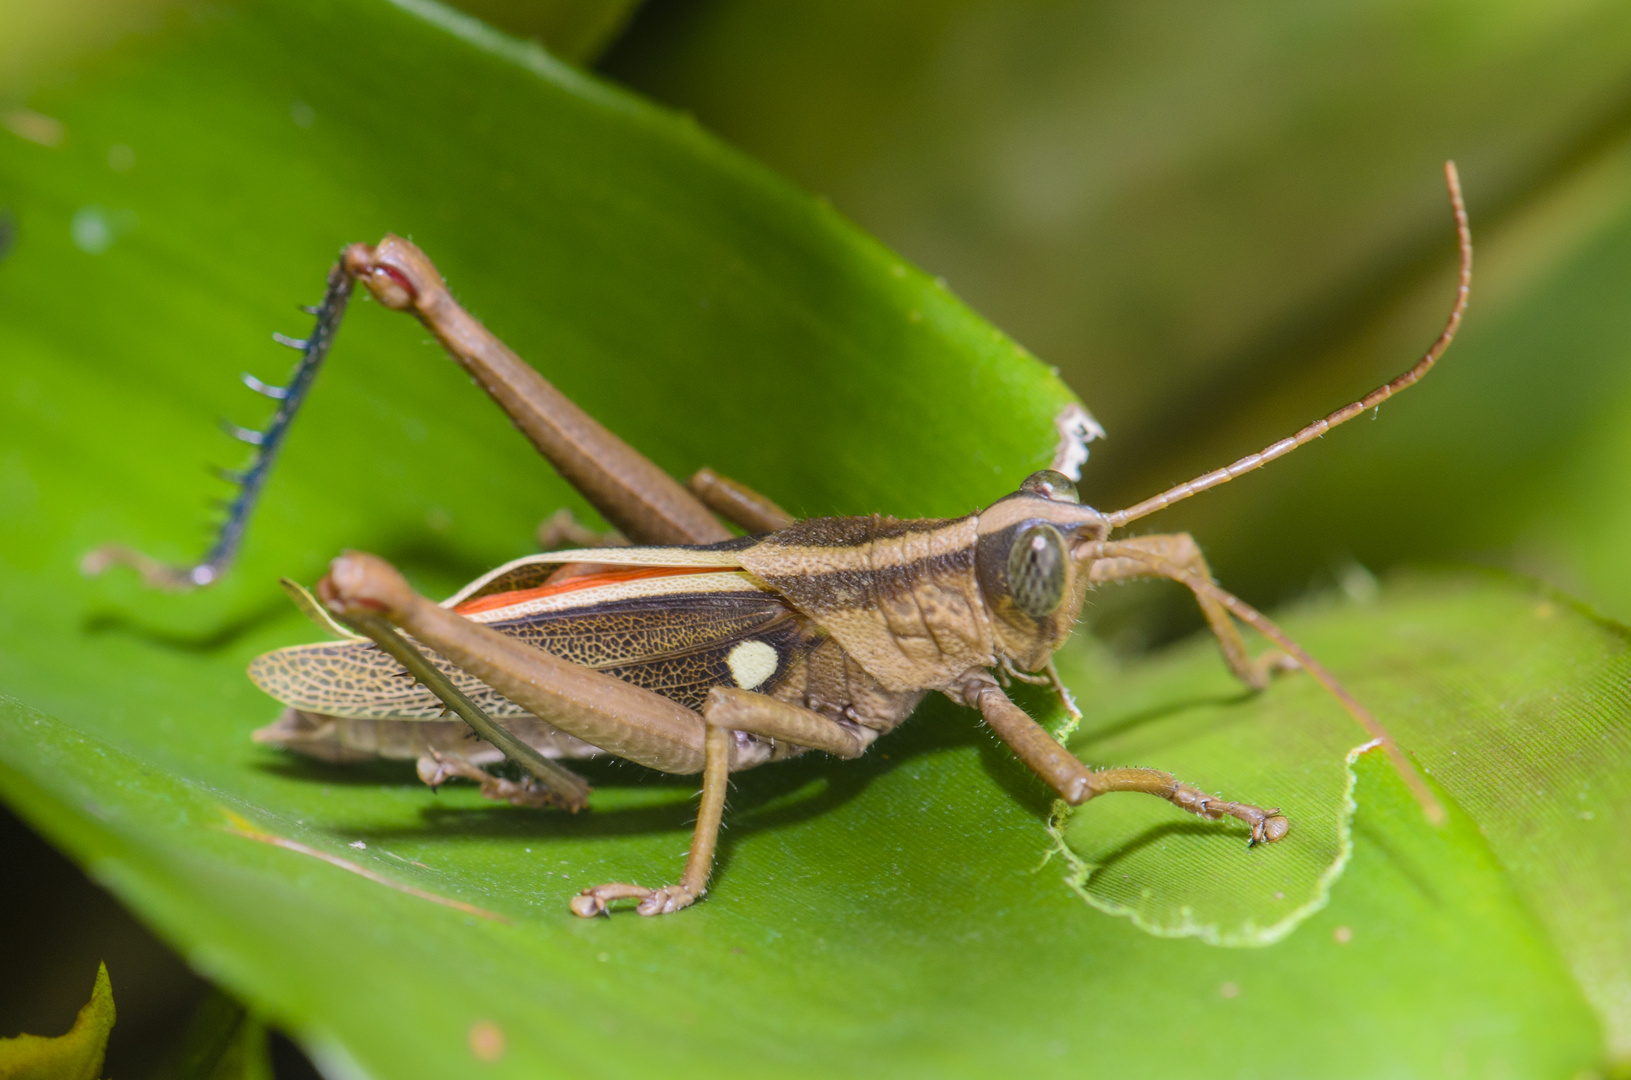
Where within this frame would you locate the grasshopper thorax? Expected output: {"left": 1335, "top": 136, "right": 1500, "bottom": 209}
{"left": 975, "top": 470, "right": 1109, "bottom": 672}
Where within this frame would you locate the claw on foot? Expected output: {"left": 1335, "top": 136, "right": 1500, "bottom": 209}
{"left": 1170, "top": 783, "right": 1290, "bottom": 846}
{"left": 570, "top": 883, "right": 700, "bottom": 918}
{"left": 1252, "top": 810, "right": 1292, "bottom": 846}
{"left": 415, "top": 753, "right": 570, "bottom": 809}
{"left": 1260, "top": 649, "right": 1302, "bottom": 679}
{"left": 1243, "top": 648, "right": 1301, "bottom": 691}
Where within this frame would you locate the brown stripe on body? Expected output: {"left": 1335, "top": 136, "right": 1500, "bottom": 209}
{"left": 740, "top": 514, "right": 993, "bottom": 693}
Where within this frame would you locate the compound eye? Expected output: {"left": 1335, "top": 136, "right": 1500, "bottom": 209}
{"left": 1019, "top": 470, "right": 1079, "bottom": 504}
{"left": 1007, "top": 522, "right": 1068, "bottom": 618}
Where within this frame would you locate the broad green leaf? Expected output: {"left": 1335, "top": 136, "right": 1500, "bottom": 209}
{"left": 0, "top": 565, "right": 1612, "bottom": 1080}
{"left": 1056, "top": 571, "right": 1631, "bottom": 1055}
{"left": 0, "top": 0, "right": 1617, "bottom": 1076}
{"left": 1046, "top": 643, "right": 1361, "bottom": 947}
{"left": 0, "top": 962, "right": 114, "bottom": 1080}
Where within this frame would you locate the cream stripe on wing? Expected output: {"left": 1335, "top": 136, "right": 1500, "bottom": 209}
{"left": 462, "top": 571, "right": 775, "bottom": 623}
{"left": 444, "top": 546, "right": 751, "bottom": 607}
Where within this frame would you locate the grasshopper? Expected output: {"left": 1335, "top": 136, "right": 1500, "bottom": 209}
{"left": 89, "top": 164, "right": 1469, "bottom": 917}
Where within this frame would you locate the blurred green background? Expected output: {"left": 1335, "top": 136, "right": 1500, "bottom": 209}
{"left": 5, "top": 0, "right": 1631, "bottom": 1076}
{"left": 597, "top": 0, "right": 1631, "bottom": 644}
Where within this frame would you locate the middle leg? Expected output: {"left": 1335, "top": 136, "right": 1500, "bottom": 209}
{"left": 686, "top": 467, "right": 796, "bottom": 533}
{"left": 571, "top": 689, "right": 870, "bottom": 916}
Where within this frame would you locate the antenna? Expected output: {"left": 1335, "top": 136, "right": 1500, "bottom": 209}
{"left": 1106, "top": 160, "right": 1472, "bottom": 530}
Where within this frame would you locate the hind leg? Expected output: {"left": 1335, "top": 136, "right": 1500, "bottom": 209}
{"left": 344, "top": 238, "right": 729, "bottom": 546}
{"left": 88, "top": 239, "right": 740, "bottom": 590}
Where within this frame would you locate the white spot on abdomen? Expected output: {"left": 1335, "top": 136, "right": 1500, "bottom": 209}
{"left": 726, "top": 640, "right": 778, "bottom": 690}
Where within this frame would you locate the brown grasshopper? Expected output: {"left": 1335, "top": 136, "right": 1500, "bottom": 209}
{"left": 89, "top": 164, "right": 1469, "bottom": 917}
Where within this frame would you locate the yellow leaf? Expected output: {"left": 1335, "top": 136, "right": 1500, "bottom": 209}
{"left": 0, "top": 963, "right": 114, "bottom": 1080}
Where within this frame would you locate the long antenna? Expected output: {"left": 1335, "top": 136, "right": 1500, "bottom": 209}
{"left": 1106, "top": 160, "right": 1471, "bottom": 530}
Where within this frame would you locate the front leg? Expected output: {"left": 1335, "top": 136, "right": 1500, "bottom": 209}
{"left": 1076, "top": 539, "right": 1444, "bottom": 823}
{"left": 958, "top": 673, "right": 1290, "bottom": 845}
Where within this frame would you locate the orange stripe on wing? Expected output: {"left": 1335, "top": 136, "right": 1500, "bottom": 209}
{"left": 453, "top": 565, "right": 724, "bottom": 616}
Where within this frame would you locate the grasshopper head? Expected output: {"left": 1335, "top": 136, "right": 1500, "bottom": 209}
{"left": 975, "top": 470, "right": 1110, "bottom": 671}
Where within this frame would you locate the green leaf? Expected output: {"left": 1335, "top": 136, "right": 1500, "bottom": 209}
{"left": 1054, "top": 571, "right": 1631, "bottom": 1054}
{"left": 1046, "top": 641, "right": 1362, "bottom": 947}
{"left": 0, "top": 962, "right": 114, "bottom": 1080}
{"left": 0, "top": 0, "right": 1620, "bottom": 1076}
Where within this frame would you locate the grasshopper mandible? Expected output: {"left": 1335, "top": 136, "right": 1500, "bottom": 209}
{"left": 89, "top": 164, "right": 1469, "bottom": 917}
